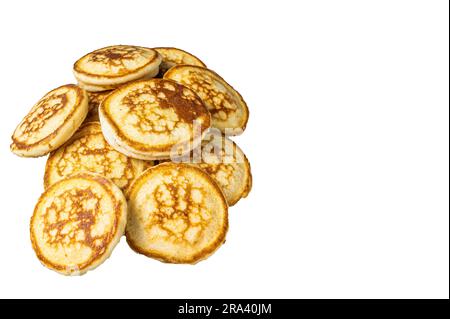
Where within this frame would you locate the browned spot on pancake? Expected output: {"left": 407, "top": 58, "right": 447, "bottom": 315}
{"left": 42, "top": 188, "right": 104, "bottom": 250}
{"left": 88, "top": 46, "right": 144, "bottom": 73}
{"left": 103, "top": 52, "right": 123, "bottom": 60}
{"left": 120, "top": 79, "right": 208, "bottom": 135}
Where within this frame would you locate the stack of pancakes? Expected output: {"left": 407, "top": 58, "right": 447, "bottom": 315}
{"left": 11, "top": 45, "right": 252, "bottom": 275}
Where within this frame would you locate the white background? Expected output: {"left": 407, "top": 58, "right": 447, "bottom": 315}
{"left": 0, "top": 0, "right": 448, "bottom": 299}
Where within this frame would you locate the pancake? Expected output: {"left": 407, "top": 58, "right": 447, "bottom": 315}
{"left": 164, "top": 65, "right": 249, "bottom": 135}
{"left": 154, "top": 47, "right": 206, "bottom": 77}
{"left": 175, "top": 131, "right": 252, "bottom": 206}
{"left": 11, "top": 84, "right": 88, "bottom": 157}
{"left": 73, "top": 45, "right": 162, "bottom": 91}
{"left": 99, "top": 79, "right": 211, "bottom": 160}
{"left": 126, "top": 163, "right": 228, "bottom": 264}
{"left": 44, "top": 122, "right": 149, "bottom": 193}
{"left": 83, "top": 91, "right": 112, "bottom": 123}
{"left": 30, "top": 172, "right": 127, "bottom": 275}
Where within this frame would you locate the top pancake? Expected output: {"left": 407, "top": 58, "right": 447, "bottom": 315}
{"left": 164, "top": 65, "right": 249, "bottom": 135}
{"left": 73, "top": 45, "right": 162, "bottom": 87}
{"left": 154, "top": 47, "right": 206, "bottom": 76}
{"left": 99, "top": 79, "right": 211, "bottom": 160}
{"left": 11, "top": 84, "right": 88, "bottom": 157}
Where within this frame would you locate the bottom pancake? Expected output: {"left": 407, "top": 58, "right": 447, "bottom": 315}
{"left": 126, "top": 162, "right": 228, "bottom": 264}
{"left": 30, "top": 172, "right": 127, "bottom": 275}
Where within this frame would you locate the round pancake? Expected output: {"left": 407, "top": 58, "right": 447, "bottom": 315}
{"left": 11, "top": 84, "right": 88, "bottom": 157}
{"left": 73, "top": 45, "right": 162, "bottom": 88}
{"left": 83, "top": 91, "right": 112, "bottom": 123}
{"left": 44, "top": 122, "right": 148, "bottom": 193}
{"left": 164, "top": 65, "right": 249, "bottom": 135}
{"left": 126, "top": 163, "right": 228, "bottom": 264}
{"left": 99, "top": 79, "right": 211, "bottom": 160}
{"left": 30, "top": 172, "right": 127, "bottom": 275}
{"left": 177, "top": 131, "right": 252, "bottom": 206}
{"left": 154, "top": 47, "right": 206, "bottom": 77}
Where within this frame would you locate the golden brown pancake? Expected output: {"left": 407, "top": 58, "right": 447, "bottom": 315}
{"left": 164, "top": 65, "right": 249, "bottom": 135}
{"left": 44, "top": 122, "right": 149, "bottom": 193}
{"left": 154, "top": 47, "right": 206, "bottom": 77}
{"left": 175, "top": 131, "right": 252, "bottom": 206}
{"left": 11, "top": 84, "right": 88, "bottom": 157}
{"left": 99, "top": 79, "right": 211, "bottom": 160}
{"left": 126, "top": 163, "right": 228, "bottom": 264}
{"left": 30, "top": 172, "right": 127, "bottom": 275}
{"left": 73, "top": 45, "right": 162, "bottom": 91}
